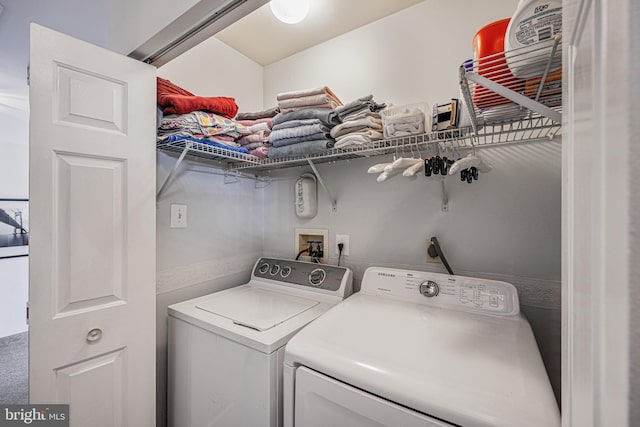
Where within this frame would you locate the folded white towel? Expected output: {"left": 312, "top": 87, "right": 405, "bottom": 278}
{"left": 277, "top": 86, "right": 341, "bottom": 103}
{"left": 279, "top": 94, "right": 341, "bottom": 110}
{"left": 342, "top": 109, "right": 381, "bottom": 122}
{"left": 237, "top": 122, "right": 271, "bottom": 135}
{"left": 335, "top": 129, "right": 383, "bottom": 142}
{"left": 334, "top": 131, "right": 384, "bottom": 149}
{"left": 330, "top": 117, "right": 383, "bottom": 138}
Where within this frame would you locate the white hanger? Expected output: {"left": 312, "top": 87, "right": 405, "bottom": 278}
{"left": 384, "top": 157, "right": 422, "bottom": 172}
{"left": 368, "top": 162, "right": 392, "bottom": 174}
{"left": 448, "top": 152, "right": 493, "bottom": 175}
{"left": 402, "top": 142, "right": 424, "bottom": 177}
{"left": 377, "top": 168, "right": 405, "bottom": 182}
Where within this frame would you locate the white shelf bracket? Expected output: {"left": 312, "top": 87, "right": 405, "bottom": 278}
{"left": 306, "top": 158, "right": 337, "bottom": 212}
{"left": 465, "top": 72, "right": 562, "bottom": 124}
{"left": 156, "top": 142, "right": 192, "bottom": 200}
{"left": 440, "top": 180, "right": 449, "bottom": 212}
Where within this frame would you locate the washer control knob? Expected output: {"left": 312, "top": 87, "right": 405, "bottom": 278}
{"left": 270, "top": 264, "right": 281, "bottom": 276}
{"left": 258, "top": 263, "right": 270, "bottom": 274}
{"left": 419, "top": 281, "right": 439, "bottom": 298}
{"left": 308, "top": 268, "right": 326, "bottom": 287}
{"left": 280, "top": 266, "right": 292, "bottom": 278}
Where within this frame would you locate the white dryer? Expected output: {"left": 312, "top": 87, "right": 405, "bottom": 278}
{"left": 168, "top": 257, "right": 352, "bottom": 427}
{"left": 283, "top": 267, "right": 560, "bottom": 427}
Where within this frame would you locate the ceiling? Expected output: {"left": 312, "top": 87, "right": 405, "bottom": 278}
{"left": 215, "top": 0, "right": 423, "bottom": 66}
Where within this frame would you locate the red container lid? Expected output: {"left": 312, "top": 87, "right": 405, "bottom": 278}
{"left": 473, "top": 18, "right": 511, "bottom": 60}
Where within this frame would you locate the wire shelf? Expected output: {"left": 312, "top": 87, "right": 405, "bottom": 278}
{"left": 157, "top": 37, "right": 563, "bottom": 174}
{"left": 156, "top": 116, "right": 559, "bottom": 173}
{"left": 156, "top": 138, "right": 263, "bottom": 166}
{"left": 460, "top": 35, "right": 562, "bottom": 128}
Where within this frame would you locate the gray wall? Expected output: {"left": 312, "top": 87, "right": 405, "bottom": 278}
{"left": 155, "top": 152, "right": 264, "bottom": 425}
{"left": 630, "top": 0, "right": 640, "bottom": 421}
{"left": 262, "top": 142, "right": 562, "bottom": 402}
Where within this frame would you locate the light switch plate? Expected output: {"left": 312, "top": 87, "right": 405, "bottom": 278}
{"left": 170, "top": 204, "right": 187, "bottom": 228}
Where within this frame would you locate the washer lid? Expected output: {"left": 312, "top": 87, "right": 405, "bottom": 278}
{"left": 196, "top": 287, "right": 320, "bottom": 331}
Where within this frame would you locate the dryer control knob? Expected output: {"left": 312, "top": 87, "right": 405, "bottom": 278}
{"left": 419, "top": 281, "right": 439, "bottom": 298}
{"left": 308, "top": 268, "right": 326, "bottom": 287}
{"left": 258, "top": 263, "right": 270, "bottom": 274}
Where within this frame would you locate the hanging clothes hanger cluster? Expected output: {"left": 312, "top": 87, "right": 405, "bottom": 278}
{"left": 366, "top": 142, "right": 492, "bottom": 183}
{"left": 367, "top": 143, "right": 425, "bottom": 182}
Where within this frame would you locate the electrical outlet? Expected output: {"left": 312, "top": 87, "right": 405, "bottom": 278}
{"left": 426, "top": 239, "right": 441, "bottom": 263}
{"left": 170, "top": 204, "right": 187, "bottom": 228}
{"left": 336, "top": 234, "right": 350, "bottom": 256}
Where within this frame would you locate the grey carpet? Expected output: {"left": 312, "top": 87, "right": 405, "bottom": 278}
{"left": 0, "top": 332, "right": 28, "bottom": 404}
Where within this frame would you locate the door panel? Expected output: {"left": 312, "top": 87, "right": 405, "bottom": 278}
{"left": 55, "top": 349, "right": 126, "bottom": 426}
{"left": 55, "top": 64, "right": 128, "bottom": 133}
{"left": 29, "top": 23, "right": 156, "bottom": 427}
{"left": 54, "top": 153, "right": 127, "bottom": 316}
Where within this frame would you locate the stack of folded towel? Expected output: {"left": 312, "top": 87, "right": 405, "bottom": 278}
{"left": 329, "top": 95, "right": 386, "bottom": 149}
{"left": 235, "top": 106, "right": 280, "bottom": 158}
{"left": 158, "top": 111, "right": 248, "bottom": 154}
{"left": 267, "top": 108, "right": 341, "bottom": 158}
{"left": 382, "top": 106, "right": 427, "bottom": 138}
{"left": 156, "top": 77, "right": 248, "bottom": 154}
{"left": 276, "top": 87, "right": 343, "bottom": 113}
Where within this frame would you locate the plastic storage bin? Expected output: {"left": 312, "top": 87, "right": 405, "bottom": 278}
{"left": 381, "top": 103, "right": 431, "bottom": 139}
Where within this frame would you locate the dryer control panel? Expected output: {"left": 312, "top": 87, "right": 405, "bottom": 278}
{"left": 252, "top": 258, "right": 350, "bottom": 293}
{"left": 360, "top": 267, "right": 520, "bottom": 316}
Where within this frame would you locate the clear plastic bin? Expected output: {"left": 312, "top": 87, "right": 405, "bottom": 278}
{"left": 380, "top": 102, "right": 431, "bottom": 139}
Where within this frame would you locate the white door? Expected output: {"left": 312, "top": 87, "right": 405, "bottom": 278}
{"left": 29, "top": 24, "right": 156, "bottom": 426}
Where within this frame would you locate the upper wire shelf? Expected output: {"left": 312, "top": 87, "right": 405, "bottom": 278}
{"left": 157, "top": 37, "right": 563, "bottom": 173}
{"left": 156, "top": 115, "right": 559, "bottom": 173}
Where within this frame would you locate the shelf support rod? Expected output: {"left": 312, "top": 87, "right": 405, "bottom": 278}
{"left": 459, "top": 65, "right": 480, "bottom": 137}
{"left": 157, "top": 142, "right": 192, "bottom": 200}
{"left": 534, "top": 35, "right": 561, "bottom": 102}
{"left": 465, "top": 72, "right": 562, "bottom": 124}
{"left": 306, "top": 158, "right": 337, "bottom": 212}
{"left": 440, "top": 180, "right": 449, "bottom": 212}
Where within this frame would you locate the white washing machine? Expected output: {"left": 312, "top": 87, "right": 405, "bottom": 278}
{"left": 283, "top": 267, "right": 560, "bottom": 427}
{"left": 168, "top": 257, "right": 353, "bottom": 427}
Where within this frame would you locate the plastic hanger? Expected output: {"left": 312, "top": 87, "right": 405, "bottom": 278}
{"left": 385, "top": 157, "right": 422, "bottom": 172}
{"left": 448, "top": 152, "right": 493, "bottom": 175}
{"left": 377, "top": 168, "right": 405, "bottom": 182}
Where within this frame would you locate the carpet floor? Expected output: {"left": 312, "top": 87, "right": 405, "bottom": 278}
{"left": 0, "top": 332, "right": 28, "bottom": 404}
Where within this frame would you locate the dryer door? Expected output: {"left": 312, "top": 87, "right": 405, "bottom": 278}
{"left": 294, "top": 367, "right": 454, "bottom": 427}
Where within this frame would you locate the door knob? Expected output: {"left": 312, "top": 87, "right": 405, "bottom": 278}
{"left": 86, "top": 328, "right": 102, "bottom": 343}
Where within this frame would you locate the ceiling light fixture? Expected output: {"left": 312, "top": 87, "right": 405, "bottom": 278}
{"left": 269, "top": 0, "right": 309, "bottom": 24}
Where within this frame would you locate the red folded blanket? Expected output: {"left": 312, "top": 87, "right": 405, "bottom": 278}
{"left": 157, "top": 77, "right": 239, "bottom": 119}
{"left": 157, "top": 77, "right": 193, "bottom": 97}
